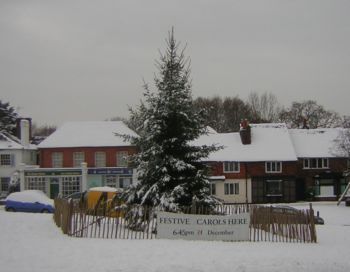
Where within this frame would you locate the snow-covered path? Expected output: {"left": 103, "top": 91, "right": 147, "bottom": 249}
{"left": 1, "top": 203, "right": 350, "bottom": 272}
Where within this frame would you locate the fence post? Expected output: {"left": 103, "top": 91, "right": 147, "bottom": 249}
{"left": 309, "top": 203, "right": 317, "bottom": 243}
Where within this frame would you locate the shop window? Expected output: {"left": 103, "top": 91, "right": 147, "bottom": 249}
{"left": 266, "top": 180, "right": 282, "bottom": 196}
{"left": 224, "top": 183, "right": 239, "bottom": 195}
{"left": 61, "top": 176, "right": 81, "bottom": 197}
{"left": 265, "top": 162, "right": 282, "bottom": 173}
{"left": 25, "top": 177, "right": 47, "bottom": 194}
{"left": 73, "top": 152, "right": 85, "bottom": 167}
{"left": 223, "top": 161, "right": 240, "bottom": 173}
{"left": 116, "top": 151, "right": 128, "bottom": 167}
{"left": 52, "top": 152, "right": 63, "bottom": 168}
{"left": 0, "top": 154, "right": 12, "bottom": 166}
{"left": 303, "top": 158, "right": 329, "bottom": 169}
{"left": 95, "top": 152, "right": 106, "bottom": 167}
{"left": 119, "top": 176, "right": 132, "bottom": 189}
{"left": 0, "top": 177, "right": 10, "bottom": 193}
{"left": 105, "top": 175, "right": 118, "bottom": 188}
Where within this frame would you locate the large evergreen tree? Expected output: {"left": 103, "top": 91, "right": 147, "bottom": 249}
{"left": 0, "top": 100, "right": 18, "bottom": 135}
{"left": 125, "top": 30, "right": 221, "bottom": 211}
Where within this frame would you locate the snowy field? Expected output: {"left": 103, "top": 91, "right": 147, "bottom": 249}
{"left": 1, "top": 202, "right": 350, "bottom": 272}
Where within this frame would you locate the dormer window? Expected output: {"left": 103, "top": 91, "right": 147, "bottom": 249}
{"left": 265, "top": 161, "right": 282, "bottom": 173}
{"left": 223, "top": 162, "right": 240, "bottom": 173}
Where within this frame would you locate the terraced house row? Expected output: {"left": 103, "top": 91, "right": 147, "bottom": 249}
{"left": 1, "top": 119, "right": 349, "bottom": 203}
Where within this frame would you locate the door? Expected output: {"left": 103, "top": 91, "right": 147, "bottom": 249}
{"left": 50, "top": 178, "right": 60, "bottom": 199}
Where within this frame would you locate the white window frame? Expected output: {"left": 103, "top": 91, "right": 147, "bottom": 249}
{"left": 303, "top": 158, "right": 329, "bottom": 169}
{"left": 224, "top": 183, "right": 239, "bottom": 195}
{"left": 116, "top": 151, "right": 128, "bottom": 167}
{"left": 210, "top": 183, "right": 216, "bottom": 195}
{"left": 265, "top": 161, "right": 282, "bottom": 173}
{"left": 73, "top": 152, "right": 85, "bottom": 167}
{"left": 0, "top": 177, "right": 10, "bottom": 193}
{"left": 223, "top": 161, "right": 240, "bottom": 173}
{"left": 0, "top": 154, "right": 12, "bottom": 166}
{"left": 25, "top": 177, "right": 48, "bottom": 194}
{"left": 95, "top": 152, "right": 106, "bottom": 167}
{"left": 61, "top": 176, "right": 81, "bottom": 197}
{"left": 52, "top": 152, "right": 63, "bottom": 168}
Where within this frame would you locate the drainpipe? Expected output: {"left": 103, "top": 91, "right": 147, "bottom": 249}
{"left": 245, "top": 162, "right": 248, "bottom": 204}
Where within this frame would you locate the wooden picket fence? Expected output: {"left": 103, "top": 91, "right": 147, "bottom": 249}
{"left": 53, "top": 198, "right": 317, "bottom": 243}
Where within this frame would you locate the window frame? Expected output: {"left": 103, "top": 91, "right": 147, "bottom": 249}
{"left": 52, "top": 152, "right": 63, "bottom": 168}
{"left": 0, "top": 154, "right": 12, "bottom": 166}
{"left": 209, "top": 183, "right": 216, "bottom": 195}
{"left": 265, "top": 161, "right": 282, "bottom": 173}
{"left": 73, "top": 152, "right": 85, "bottom": 168}
{"left": 95, "top": 152, "right": 106, "bottom": 167}
{"left": 224, "top": 182, "right": 239, "bottom": 195}
{"left": 116, "top": 151, "right": 128, "bottom": 167}
{"left": 223, "top": 161, "right": 240, "bottom": 173}
{"left": 265, "top": 179, "right": 283, "bottom": 196}
{"left": 303, "top": 158, "right": 329, "bottom": 169}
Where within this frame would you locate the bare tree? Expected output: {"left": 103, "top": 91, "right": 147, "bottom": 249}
{"left": 193, "top": 96, "right": 251, "bottom": 132}
{"left": 247, "top": 91, "right": 282, "bottom": 123}
{"left": 279, "top": 100, "right": 341, "bottom": 128}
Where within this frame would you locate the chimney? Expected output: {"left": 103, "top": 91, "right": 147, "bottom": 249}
{"left": 17, "top": 118, "right": 31, "bottom": 147}
{"left": 239, "top": 119, "right": 251, "bottom": 145}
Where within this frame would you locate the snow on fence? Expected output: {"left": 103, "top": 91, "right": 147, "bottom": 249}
{"left": 53, "top": 199, "right": 317, "bottom": 243}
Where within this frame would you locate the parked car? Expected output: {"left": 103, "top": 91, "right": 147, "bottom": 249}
{"left": 64, "top": 191, "right": 85, "bottom": 201}
{"left": 271, "top": 205, "right": 325, "bottom": 225}
{"left": 5, "top": 190, "right": 55, "bottom": 213}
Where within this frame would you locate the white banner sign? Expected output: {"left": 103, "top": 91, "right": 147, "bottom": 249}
{"left": 157, "top": 211, "right": 250, "bottom": 241}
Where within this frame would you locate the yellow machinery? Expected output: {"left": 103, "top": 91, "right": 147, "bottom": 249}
{"left": 86, "top": 187, "right": 124, "bottom": 217}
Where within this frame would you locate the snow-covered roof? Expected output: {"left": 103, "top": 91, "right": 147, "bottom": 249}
{"left": 289, "top": 128, "right": 346, "bottom": 158}
{"left": 196, "top": 123, "right": 298, "bottom": 162}
{"left": 38, "top": 121, "right": 138, "bottom": 148}
{"left": 0, "top": 132, "right": 37, "bottom": 150}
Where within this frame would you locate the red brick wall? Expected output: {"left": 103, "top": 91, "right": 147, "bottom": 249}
{"left": 207, "top": 161, "right": 297, "bottom": 178}
{"left": 39, "top": 146, "right": 138, "bottom": 168}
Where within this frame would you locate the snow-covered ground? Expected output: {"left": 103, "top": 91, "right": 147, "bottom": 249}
{"left": 1, "top": 202, "right": 350, "bottom": 272}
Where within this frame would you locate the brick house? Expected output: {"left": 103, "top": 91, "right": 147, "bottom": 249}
{"left": 25, "top": 121, "right": 138, "bottom": 198}
{"left": 198, "top": 122, "right": 349, "bottom": 204}
{"left": 290, "top": 128, "right": 349, "bottom": 201}
{"left": 197, "top": 123, "right": 298, "bottom": 203}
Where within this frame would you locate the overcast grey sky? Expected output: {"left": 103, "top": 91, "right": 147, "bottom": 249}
{"left": 1, "top": 0, "right": 350, "bottom": 126}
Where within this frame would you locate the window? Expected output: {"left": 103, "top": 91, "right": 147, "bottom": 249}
{"left": 25, "top": 177, "right": 47, "bottom": 194}
{"left": 73, "top": 152, "right": 85, "bottom": 167}
{"left": 116, "top": 151, "right": 128, "bottom": 167}
{"left": 119, "top": 176, "right": 132, "bottom": 189}
{"left": 303, "top": 158, "right": 329, "bottom": 169}
{"left": 224, "top": 183, "right": 239, "bottom": 195}
{"left": 315, "top": 179, "right": 335, "bottom": 197}
{"left": 61, "top": 176, "right": 81, "bottom": 197}
{"left": 223, "top": 162, "right": 240, "bottom": 173}
{"left": 0, "top": 177, "right": 10, "bottom": 193}
{"left": 95, "top": 152, "right": 106, "bottom": 167}
{"left": 0, "top": 154, "right": 12, "bottom": 166}
{"left": 266, "top": 180, "right": 282, "bottom": 196}
{"left": 209, "top": 183, "right": 216, "bottom": 195}
{"left": 52, "top": 152, "right": 63, "bottom": 168}
{"left": 104, "top": 175, "right": 132, "bottom": 189}
{"left": 265, "top": 161, "right": 282, "bottom": 173}
{"left": 105, "top": 175, "right": 118, "bottom": 188}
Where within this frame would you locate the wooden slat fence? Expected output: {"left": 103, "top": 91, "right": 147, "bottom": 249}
{"left": 53, "top": 198, "right": 317, "bottom": 243}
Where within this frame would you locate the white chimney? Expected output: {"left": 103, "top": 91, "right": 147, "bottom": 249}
{"left": 20, "top": 119, "right": 30, "bottom": 147}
